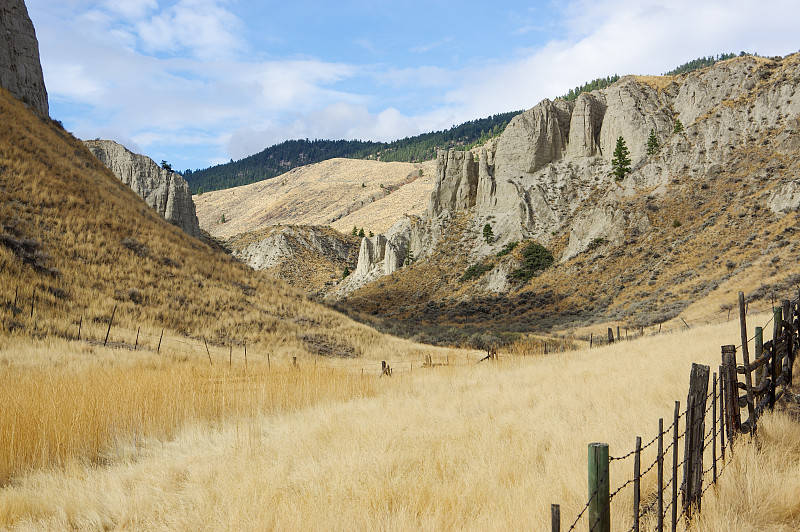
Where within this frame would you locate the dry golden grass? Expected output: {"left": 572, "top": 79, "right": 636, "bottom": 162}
{"left": 194, "top": 158, "right": 436, "bottom": 239}
{"left": 2, "top": 313, "right": 795, "bottom": 530}
{"left": 0, "top": 85, "right": 436, "bottom": 362}
{"left": 0, "top": 336, "right": 377, "bottom": 485}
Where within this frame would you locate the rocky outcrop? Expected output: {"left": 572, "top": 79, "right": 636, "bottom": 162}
{"left": 566, "top": 93, "right": 606, "bottom": 158}
{"left": 334, "top": 216, "right": 424, "bottom": 296}
{"left": 85, "top": 140, "right": 201, "bottom": 238}
{"left": 0, "top": 0, "right": 48, "bottom": 116}
{"left": 223, "top": 225, "right": 359, "bottom": 297}
{"left": 427, "top": 150, "right": 478, "bottom": 217}
{"left": 346, "top": 54, "right": 800, "bottom": 295}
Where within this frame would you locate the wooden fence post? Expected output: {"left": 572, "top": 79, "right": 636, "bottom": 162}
{"left": 157, "top": 328, "right": 163, "bottom": 353}
{"left": 30, "top": 288, "right": 35, "bottom": 319}
{"left": 682, "top": 363, "right": 709, "bottom": 518}
{"left": 782, "top": 299, "right": 793, "bottom": 386}
{"left": 633, "top": 436, "right": 642, "bottom": 532}
{"left": 616, "top": 326, "right": 620, "bottom": 341}
{"left": 551, "top": 504, "right": 560, "bottom": 532}
{"left": 771, "top": 306, "right": 782, "bottom": 410}
{"left": 738, "top": 292, "right": 756, "bottom": 431}
{"left": 754, "top": 327, "right": 764, "bottom": 386}
{"left": 682, "top": 396, "right": 695, "bottom": 519}
{"left": 244, "top": 343, "right": 247, "bottom": 368}
{"left": 77, "top": 316, "right": 82, "bottom": 341}
{"left": 134, "top": 327, "right": 139, "bottom": 350}
{"left": 590, "top": 333, "right": 593, "bottom": 349}
{"left": 588, "top": 442, "right": 610, "bottom": 532}
{"left": 607, "top": 327, "right": 614, "bottom": 344}
{"left": 712, "top": 373, "right": 717, "bottom": 484}
{"left": 721, "top": 346, "right": 740, "bottom": 440}
{"left": 203, "top": 337, "right": 213, "bottom": 366}
{"left": 719, "top": 366, "right": 725, "bottom": 461}
{"left": 657, "top": 418, "right": 664, "bottom": 532}
{"left": 671, "top": 401, "right": 679, "bottom": 532}
{"left": 103, "top": 305, "right": 116, "bottom": 347}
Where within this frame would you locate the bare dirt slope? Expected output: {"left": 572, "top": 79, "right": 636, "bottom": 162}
{"left": 194, "top": 158, "right": 436, "bottom": 238}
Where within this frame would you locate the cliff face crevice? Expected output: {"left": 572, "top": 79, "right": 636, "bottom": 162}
{"left": 0, "top": 0, "right": 49, "bottom": 116}
{"left": 85, "top": 140, "right": 201, "bottom": 238}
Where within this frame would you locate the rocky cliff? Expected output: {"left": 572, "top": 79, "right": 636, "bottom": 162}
{"left": 224, "top": 225, "right": 360, "bottom": 297}
{"left": 341, "top": 54, "right": 800, "bottom": 316}
{"left": 0, "top": 0, "right": 48, "bottom": 116}
{"left": 85, "top": 140, "right": 201, "bottom": 238}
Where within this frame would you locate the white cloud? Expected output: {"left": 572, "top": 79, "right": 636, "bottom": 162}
{"left": 27, "top": 0, "right": 800, "bottom": 170}
{"left": 437, "top": 0, "right": 800, "bottom": 121}
{"left": 134, "top": 0, "right": 244, "bottom": 61}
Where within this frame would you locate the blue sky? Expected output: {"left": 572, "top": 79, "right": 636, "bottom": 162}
{"left": 25, "top": 0, "right": 800, "bottom": 172}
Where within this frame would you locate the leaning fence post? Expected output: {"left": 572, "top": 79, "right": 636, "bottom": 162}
{"left": 588, "top": 442, "right": 610, "bottom": 532}
{"left": 551, "top": 504, "right": 560, "bottom": 532}
{"left": 203, "top": 337, "right": 213, "bottom": 366}
{"left": 103, "top": 305, "right": 116, "bottom": 347}
{"left": 738, "top": 292, "right": 756, "bottom": 431}
{"left": 134, "top": 327, "right": 140, "bottom": 350}
{"left": 633, "top": 436, "right": 642, "bottom": 532}
{"left": 157, "top": 328, "right": 163, "bottom": 353}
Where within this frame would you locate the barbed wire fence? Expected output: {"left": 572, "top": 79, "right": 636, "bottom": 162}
{"left": 554, "top": 290, "right": 798, "bottom": 531}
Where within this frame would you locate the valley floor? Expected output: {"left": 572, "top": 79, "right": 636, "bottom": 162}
{"left": 0, "top": 315, "right": 798, "bottom": 531}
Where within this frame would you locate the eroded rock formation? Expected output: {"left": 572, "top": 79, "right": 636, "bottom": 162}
{"left": 0, "top": 0, "right": 48, "bottom": 115}
{"left": 342, "top": 54, "right": 800, "bottom": 295}
{"left": 85, "top": 140, "right": 201, "bottom": 238}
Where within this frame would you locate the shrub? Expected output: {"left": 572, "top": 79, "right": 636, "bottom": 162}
{"left": 496, "top": 241, "right": 518, "bottom": 257}
{"left": 587, "top": 237, "right": 608, "bottom": 251}
{"left": 460, "top": 263, "right": 493, "bottom": 282}
{"left": 509, "top": 242, "right": 554, "bottom": 282}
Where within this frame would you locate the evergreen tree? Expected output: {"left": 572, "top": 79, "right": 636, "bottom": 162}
{"left": 611, "top": 137, "right": 632, "bottom": 181}
{"left": 342, "top": 266, "right": 350, "bottom": 278}
{"left": 483, "top": 223, "right": 494, "bottom": 243}
{"left": 358, "top": 228, "right": 365, "bottom": 238}
{"left": 673, "top": 119, "right": 684, "bottom": 133}
{"left": 351, "top": 226, "right": 358, "bottom": 236}
{"left": 404, "top": 248, "right": 415, "bottom": 266}
{"left": 646, "top": 129, "right": 660, "bottom": 156}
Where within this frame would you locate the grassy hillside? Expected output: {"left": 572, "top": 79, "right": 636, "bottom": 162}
{"left": 0, "top": 85, "right": 427, "bottom": 360}
{"left": 185, "top": 111, "right": 519, "bottom": 193}
{"left": 194, "top": 158, "right": 436, "bottom": 239}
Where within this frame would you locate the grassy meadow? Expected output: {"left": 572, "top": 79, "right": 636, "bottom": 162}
{"left": 0, "top": 313, "right": 797, "bottom": 531}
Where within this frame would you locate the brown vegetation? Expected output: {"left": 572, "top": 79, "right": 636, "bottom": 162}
{"left": 0, "top": 85, "right": 425, "bottom": 360}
